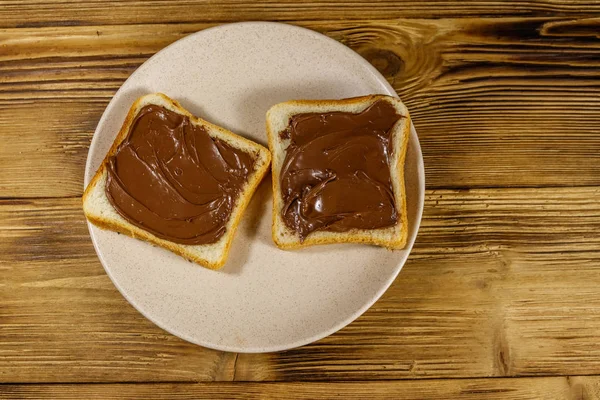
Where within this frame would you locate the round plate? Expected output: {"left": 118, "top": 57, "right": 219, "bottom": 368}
{"left": 84, "top": 22, "right": 424, "bottom": 353}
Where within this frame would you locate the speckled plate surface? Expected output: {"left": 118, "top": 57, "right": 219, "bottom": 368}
{"left": 84, "top": 22, "right": 424, "bottom": 353}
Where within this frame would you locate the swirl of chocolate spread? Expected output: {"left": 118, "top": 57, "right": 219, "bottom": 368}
{"left": 279, "top": 100, "right": 402, "bottom": 241}
{"left": 105, "top": 105, "right": 255, "bottom": 245}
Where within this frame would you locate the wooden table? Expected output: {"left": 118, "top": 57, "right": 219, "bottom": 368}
{"left": 2, "top": 1, "right": 600, "bottom": 399}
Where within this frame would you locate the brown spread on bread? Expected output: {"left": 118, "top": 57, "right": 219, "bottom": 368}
{"left": 279, "top": 100, "right": 402, "bottom": 241}
{"left": 105, "top": 105, "right": 255, "bottom": 245}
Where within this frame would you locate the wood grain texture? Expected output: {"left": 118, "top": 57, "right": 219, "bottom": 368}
{"left": 1, "top": 18, "right": 600, "bottom": 197}
{"left": 2, "top": 376, "right": 600, "bottom": 399}
{"left": 2, "top": 0, "right": 600, "bottom": 29}
{"left": 2, "top": 187, "right": 599, "bottom": 382}
{"left": 2, "top": 1, "right": 600, "bottom": 392}
{"left": 0, "top": 100, "right": 104, "bottom": 198}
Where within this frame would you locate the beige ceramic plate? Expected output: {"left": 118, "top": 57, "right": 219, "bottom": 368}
{"left": 84, "top": 22, "right": 424, "bottom": 352}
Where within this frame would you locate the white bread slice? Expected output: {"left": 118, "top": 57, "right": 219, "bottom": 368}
{"left": 266, "top": 95, "right": 410, "bottom": 250}
{"left": 83, "top": 93, "right": 271, "bottom": 270}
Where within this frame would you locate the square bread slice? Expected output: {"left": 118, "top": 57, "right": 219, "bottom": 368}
{"left": 83, "top": 93, "right": 271, "bottom": 270}
{"left": 266, "top": 95, "right": 410, "bottom": 250}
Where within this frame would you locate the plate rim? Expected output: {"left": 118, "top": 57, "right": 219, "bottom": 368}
{"left": 84, "top": 21, "right": 425, "bottom": 353}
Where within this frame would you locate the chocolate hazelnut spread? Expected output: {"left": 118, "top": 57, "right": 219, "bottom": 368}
{"left": 279, "top": 100, "right": 402, "bottom": 240}
{"left": 105, "top": 105, "right": 255, "bottom": 245}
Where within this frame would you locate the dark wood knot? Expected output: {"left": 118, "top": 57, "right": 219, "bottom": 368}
{"left": 360, "top": 48, "right": 404, "bottom": 79}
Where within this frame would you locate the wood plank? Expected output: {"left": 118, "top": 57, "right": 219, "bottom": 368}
{"left": 1, "top": 18, "right": 600, "bottom": 196}
{"left": 1, "top": 187, "right": 599, "bottom": 382}
{"left": 2, "top": 376, "right": 599, "bottom": 399}
{"left": 2, "top": 0, "right": 600, "bottom": 29}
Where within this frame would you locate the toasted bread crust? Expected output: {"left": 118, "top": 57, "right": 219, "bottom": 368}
{"left": 83, "top": 93, "right": 271, "bottom": 269}
{"left": 266, "top": 95, "right": 410, "bottom": 250}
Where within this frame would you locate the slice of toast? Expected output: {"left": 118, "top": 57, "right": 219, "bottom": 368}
{"left": 266, "top": 95, "right": 410, "bottom": 250}
{"left": 83, "top": 93, "right": 271, "bottom": 270}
